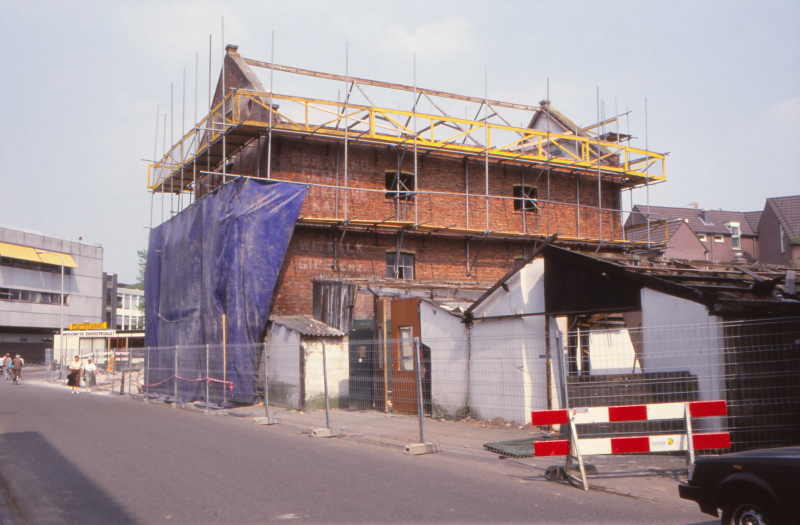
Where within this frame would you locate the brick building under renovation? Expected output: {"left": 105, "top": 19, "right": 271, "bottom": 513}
{"left": 149, "top": 45, "right": 665, "bottom": 333}
{"left": 144, "top": 45, "right": 667, "bottom": 404}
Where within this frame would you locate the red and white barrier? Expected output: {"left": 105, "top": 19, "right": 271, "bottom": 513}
{"left": 531, "top": 400, "right": 727, "bottom": 426}
{"left": 529, "top": 400, "right": 729, "bottom": 459}
{"left": 534, "top": 432, "right": 731, "bottom": 457}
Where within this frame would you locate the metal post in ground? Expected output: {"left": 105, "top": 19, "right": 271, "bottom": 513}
{"left": 174, "top": 346, "right": 179, "bottom": 403}
{"left": 405, "top": 338, "right": 440, "bottom": 455}
{"left": 206, "top": 344, "right": 210, "bottom": 412}
{"left": 414, "top": 338, "right": 426, "bottom": 443}
{"left": 254, "top": 342, "right": 279, "bottom": 426}
{"left": 111, "top": 348, "right": 116, "bottom": 394}
{"left": 311, "top": 341, "right": 338, "bottom": 437}
{"left": 323, "top": 341, "right": 331, "bottom": 430}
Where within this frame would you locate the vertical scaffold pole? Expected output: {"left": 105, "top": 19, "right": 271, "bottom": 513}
{"left": 343, "top": 42, "right": 349, "bottom": 222}
{"left": 413, "top": 53, "right": 418, "bottom": 227}
{"left": 484, "top": 66, "right": 489, "bottom": 234}
{"left": 267, "top": 30, "right": 274, "bottom": 181}
{"left": 222, "top": 17, "right": 226, "bottom": 185}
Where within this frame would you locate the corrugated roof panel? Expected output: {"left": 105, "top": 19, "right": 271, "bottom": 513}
{"left": 270, "top": 315, "right": 345, "bottom": 337}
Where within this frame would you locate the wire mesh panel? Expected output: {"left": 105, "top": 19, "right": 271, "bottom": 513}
{"left": 127, "top": 317, "right": 799, "bottom": 462}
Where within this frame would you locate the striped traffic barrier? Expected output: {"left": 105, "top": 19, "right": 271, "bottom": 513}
{"left": 530, "top": 400, "right": 729, "bottom": 490}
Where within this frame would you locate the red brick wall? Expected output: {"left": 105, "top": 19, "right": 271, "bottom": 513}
{"left": 270, "top": 227, "right": 528, "bottom": 317}
{"left": 226, "top": 134, "right": 623, "bottom": 240}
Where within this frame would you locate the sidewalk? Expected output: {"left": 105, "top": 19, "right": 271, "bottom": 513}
{"left": 224, "top": 403, "right": 698, "bottom": 511}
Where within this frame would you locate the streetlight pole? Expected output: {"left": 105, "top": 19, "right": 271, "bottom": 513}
{"left": 36, "top": 250, "right": 65, "bottom": 380}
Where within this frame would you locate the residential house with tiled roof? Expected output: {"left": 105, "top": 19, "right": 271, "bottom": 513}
{"left": 757, "top": 195, "right": 800, "bottom": 266}
{"left": 625, "top": 205, "right": 758, "bottom": 263}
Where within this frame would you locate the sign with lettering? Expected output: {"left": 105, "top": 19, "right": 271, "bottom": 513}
{"left": 64, "top": 330, "right": 117, "bottom": 338}
{"left": 69, "top": 322, "right": 108, "bottom": 330}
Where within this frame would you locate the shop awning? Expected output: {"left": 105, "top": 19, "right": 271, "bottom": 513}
{"left": 0, "top": 242, "right": 79, "bottom": 268}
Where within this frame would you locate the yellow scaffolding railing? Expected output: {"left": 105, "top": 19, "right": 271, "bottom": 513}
{"left": 148, "top": 88, "right": 666, "bottom": 192}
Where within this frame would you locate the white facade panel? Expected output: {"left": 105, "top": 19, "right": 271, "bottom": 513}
{"left": 419, "top": 301, "right": 469, "bottom": 418}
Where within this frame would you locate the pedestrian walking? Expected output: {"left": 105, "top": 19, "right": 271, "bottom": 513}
{"left": 2, "top": 353, "right": 10, "bottom": 380}
{"left": 11, "top": 355, "right": 23, "bottom": 385}
{"left": 83, "top": 358, "right": 97, "bottom": 393}
{"left": 67, "top": 355, "right": 81, "bottom": 394}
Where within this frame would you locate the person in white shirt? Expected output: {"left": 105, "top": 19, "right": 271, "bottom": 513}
{"left": 83, "top": 358, "right": 97, "bottom": 393}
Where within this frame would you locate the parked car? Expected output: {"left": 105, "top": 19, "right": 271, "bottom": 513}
{"left": 679, "top": 446, "right": 800, "bottom": 524}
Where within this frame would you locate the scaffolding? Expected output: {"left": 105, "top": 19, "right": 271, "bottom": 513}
{"left": 147, "top": 52, "right": 667, "bottom": 246}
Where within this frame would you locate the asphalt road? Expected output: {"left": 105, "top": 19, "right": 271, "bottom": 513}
{"left": 0, "top": 370, "right": 716, "bottom": 525}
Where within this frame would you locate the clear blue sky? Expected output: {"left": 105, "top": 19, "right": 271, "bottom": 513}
{"left": 1, "top": 0, "right": 798, "bottom": 282}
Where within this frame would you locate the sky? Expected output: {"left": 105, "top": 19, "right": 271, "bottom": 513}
{"left": 1, "top": 0, "right": 798, "bottom": 282}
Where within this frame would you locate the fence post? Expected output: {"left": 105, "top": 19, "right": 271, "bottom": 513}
{"left": 322, "top": 340, "right": 331, "bottom": 430}
{"left": 556, "top": 333, "right": 570, "bottom": 410}
{"left": 174, "top": 346, "right": 178, "bottom": 401}
{"left": 144, "top": 347, "right": 148, "bottom": 396}
{"left": 111, "top": 348, "right": 116, "bottom": 394}
{"left": 206, "top": 344, "right": 210, "bottom": 411}
{"left": 414, "top": 338, "right": 426, "bottom": 444}
{"left": 263, "top": 342, "right": 271, "bottom": 419}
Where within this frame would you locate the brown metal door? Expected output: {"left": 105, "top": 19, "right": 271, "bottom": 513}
{"left": 391, "top": 298, "right": 421, "bottom": 415}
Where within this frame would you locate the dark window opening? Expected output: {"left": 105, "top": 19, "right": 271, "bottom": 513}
{"left": 385, "top": 171, "right": 415, "bottom": 200}
{"left": 386, "top": 252, "right": 415, "bottom": 280}
{"left": 513, "top": 185, "right": 538, "bottom": 211}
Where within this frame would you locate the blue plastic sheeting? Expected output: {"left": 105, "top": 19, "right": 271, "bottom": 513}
{"left": 144, "top": 178, "right": 306, "bottom": 404}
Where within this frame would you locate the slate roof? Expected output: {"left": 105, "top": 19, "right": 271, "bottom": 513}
{"left": 629, "top": 205, "right": 757, "bottom": 236}
{"left": 766, "top": 195, "right": 800, "bottom": 238}
{"left": 269, "top": 315, "right": 345, "bottom": 337}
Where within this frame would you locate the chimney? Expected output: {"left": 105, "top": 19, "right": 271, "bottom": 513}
{"left": 225, "top": 44, "right": 239, "bottom": 54}
{"left": 700, "top": 208, "right": 711, "bottom": 223}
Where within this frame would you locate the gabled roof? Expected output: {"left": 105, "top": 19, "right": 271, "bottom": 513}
{"left": 744, "top": 211, "right": 763, "bottom": 234}
{"left": 629, "top": 205, "right": 757, "bottom": 236}
{"left": 766, "top": 195, "right": 800, "bottom": 238}
{"left": 269, "top": 315, "right": 345, "bottom": 337}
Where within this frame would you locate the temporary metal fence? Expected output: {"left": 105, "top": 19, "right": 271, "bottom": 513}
{"left": 48, "top": 318, "right": 800, "bottom": 462}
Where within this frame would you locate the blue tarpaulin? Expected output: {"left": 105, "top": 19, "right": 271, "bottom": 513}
{"left": 144, "top": 178, "right": 306, "bottom": 404}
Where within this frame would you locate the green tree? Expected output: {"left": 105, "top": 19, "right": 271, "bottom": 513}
{"left": 127, "top": 249, "right": 147, "bottom": 291}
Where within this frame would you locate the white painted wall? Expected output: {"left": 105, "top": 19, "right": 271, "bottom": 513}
{"left": 640, "top": 288, "right": 725, "bottom": 430}
{"left": 588, "top": 328, "right": 639, "bottom": 375}
{"left": 303, "top": 337, "right": 349, "bottom": 402}
{"left": 419, "top": 301, "right": 469, "bottom": 418}
{"left": 265, "top": 324, "right": 349, "bottom": 409}
{"left": 467, "top": 259, "right": 550, "bottom": 425}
